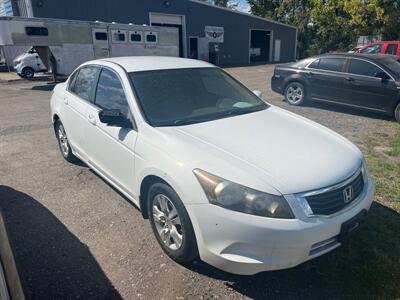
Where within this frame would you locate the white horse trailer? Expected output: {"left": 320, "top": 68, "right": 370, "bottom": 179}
{"left": 0, "top": 17, "right": 179, "bottom": 78}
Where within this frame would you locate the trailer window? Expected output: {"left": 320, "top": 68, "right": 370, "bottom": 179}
{"left": 95, "top": 32, "right": 108, "bottom": 41}
{"left": 130, "top": 33, "right": 142, "bottom": 43}
{"left": 113, "top": 32, "right": 126, "bottom": 43}
{"left": 146, "top": 34, "right": 157, "bottom": 43}
{"left": 25, "top": 27, "right": 48, "bottom": 36}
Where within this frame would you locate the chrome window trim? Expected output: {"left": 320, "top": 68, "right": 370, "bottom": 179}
{"left": 295, "top": 164, "right": 366, "bottom": 218}
{"left": 305, "top": 56, "right": 395, "bottom": 81}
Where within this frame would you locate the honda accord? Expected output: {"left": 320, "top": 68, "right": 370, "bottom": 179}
{"left": 51, "top": 56, "right": 374, "bottom": 275}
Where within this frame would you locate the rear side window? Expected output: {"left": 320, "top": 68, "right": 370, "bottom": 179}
{"left": 308, "top": 59, "right": 319, "bottom": 69}
{"left": 317, "top": 58, "right": 345, "bottom": 72}
{"left": 67, "top": 70, "right": 79, "bottom": 91}
{"left": 94, "top": 68, "right": 130, "bottom": 118}
{"left": 386, "top": 44, "right": 398, "bottom": 55}
{"left": 348, "top": 59, "right": 382, "bottom": 77}
{"left": 361, "top": 44, "right": 383, "bottom": 54}
{"left": 72, "top": 66, "right": 99, "bottom": 102}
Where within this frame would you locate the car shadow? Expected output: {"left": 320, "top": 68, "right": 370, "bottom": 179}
{"left": 284, "top": 98, "right": 394, "bottom": 121}
{"left": 31, "top": 83, "right": 56, "bottom": 91}
{"left": 182, "top": 202, "right": 400, "bottom": 299}
{"left": 0, "top": 185, "right": 122, "bottom": 300}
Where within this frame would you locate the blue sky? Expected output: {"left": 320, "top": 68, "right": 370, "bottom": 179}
{"left": 231, "top": 0, "right": 251, "bottom": 13}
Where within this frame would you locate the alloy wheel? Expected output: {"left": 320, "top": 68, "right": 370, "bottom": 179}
{"left": 286, "top": 83, "right": 304, "bottom": 104}
{"left": 152, "top": 194, "right": 183, "bottom": 250}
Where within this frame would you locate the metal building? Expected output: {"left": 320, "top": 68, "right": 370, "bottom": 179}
{"left": 4, "top": 0, "right": 297, "bottom": 66}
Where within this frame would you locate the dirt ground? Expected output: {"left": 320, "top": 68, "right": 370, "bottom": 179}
{"left": 0, "top": 65, "right": 399, "bottom": 300}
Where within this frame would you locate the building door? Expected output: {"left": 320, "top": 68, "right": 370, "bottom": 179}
{"left": 150, "top": 13, "right": 186, "bottom": 58}
{"left": 189, "top": 37, "right": 198, "bottom": 59}
{"left": 250, "top": 30, "right": 271, "bottom": 63}
{"left": 274, "top": 39, "right": 281, "bottom": 62}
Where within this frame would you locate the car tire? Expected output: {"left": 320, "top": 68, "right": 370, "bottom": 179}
{"left": 55, "top": 120, "right": 77, "bottom": 163}
{"left": 148, "top": 183, "right": 198, "bottom": 263}
{"left": 21, "top": 67, "right": 34, "bottom": 79}
{"left": 395, "top": 102, "right": 400, "bottom": 122}
{"left": 284, "top": 82, "right": 306, "bottom": 106}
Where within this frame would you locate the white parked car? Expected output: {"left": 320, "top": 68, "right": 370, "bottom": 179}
{"left": 50, "top": 56, "right": 374, "bottom": 275}
{"left": 13, "top": 47, "right": 47, "bottom": 78}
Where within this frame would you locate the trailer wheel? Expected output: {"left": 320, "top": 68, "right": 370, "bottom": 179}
{"left": 21, "top": 67, "right": 34, "bottom": 79}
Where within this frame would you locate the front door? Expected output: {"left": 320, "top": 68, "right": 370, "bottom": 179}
{"left": 85, "top": 67, "right": 137, "bottom": 196}
{"left": 342, "top": 58, "right": 398, "bottom": 111}
{"left": 92, "top": 28, "right": 110, "bottom": 58}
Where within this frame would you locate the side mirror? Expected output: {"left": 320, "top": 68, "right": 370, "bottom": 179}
{"left": 253, "top": 90, "right": 263, "bottom": 98}
{"left": 374, "top": 71, "right": 390, "bottom": 81}
{"left": 99, "top": 109, "right": 131, "bottom": 128}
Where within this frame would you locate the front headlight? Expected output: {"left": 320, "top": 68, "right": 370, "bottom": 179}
{"left": 14, "top": 60, "right": 21, "bottom": 65}
{"left": 193, "top": 169, "right": 294, "bottom": 219}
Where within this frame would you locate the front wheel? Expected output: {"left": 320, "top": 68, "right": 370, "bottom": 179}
{"left": 284, "top": 82, "right": 306, "bottom": 106}
{"left": 395, "top": 102, "right": 400, "bottom": 122}
{"left": 21, "top": 67, "right": 34, "bottom": 79}
{"left": 148, "top": 183, "right": 198, "bottom": 263}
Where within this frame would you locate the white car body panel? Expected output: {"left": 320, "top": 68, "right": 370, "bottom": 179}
{"left": 50, "top": 56, "right": 374, "bottom": 275}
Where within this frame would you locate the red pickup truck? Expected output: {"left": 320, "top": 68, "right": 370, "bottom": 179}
{"left": 357, "top": 41, "right": 400, "bottom": 56}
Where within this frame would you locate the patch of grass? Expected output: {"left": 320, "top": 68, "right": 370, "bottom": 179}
{"left": 305, "top": 124, "right": 400, "bottom": 299}
{"left": 387, "top": 130, "right": 400, "bottom": 157}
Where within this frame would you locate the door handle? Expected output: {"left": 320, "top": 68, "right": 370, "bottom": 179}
{"left": 87, "top": 114, "right": 96, "bottom": 125}
{"left": 63, "top": 97, "right": 68, "bottom": 105}
{"left": 307, "top": 71, "right": 314, "bottom": 76}
{"left": 345, "top": 77, "right": 355, "bottom": 81}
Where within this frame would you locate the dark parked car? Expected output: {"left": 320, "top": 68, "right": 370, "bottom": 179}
{"left": 271, "top": 53, "right": 400, "bottom": 122}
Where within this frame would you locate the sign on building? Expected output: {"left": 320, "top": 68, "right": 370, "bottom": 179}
{"left": 205, "top": 26, "right": 224, "bottom": 43}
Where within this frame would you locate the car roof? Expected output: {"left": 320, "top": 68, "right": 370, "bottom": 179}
{"left": 96, "top": 56, "right": 215, "bottom": 72}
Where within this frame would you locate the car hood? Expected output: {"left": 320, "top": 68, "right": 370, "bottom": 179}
{"left": 161, "top": 106, "right": 362, "bottom": 195}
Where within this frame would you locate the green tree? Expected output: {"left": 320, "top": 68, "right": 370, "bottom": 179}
{"left": 249, "top": 0, "right": 400, "bottom": 57}
{"left": 247, "top": 0, "right": 281, "bottom": 19}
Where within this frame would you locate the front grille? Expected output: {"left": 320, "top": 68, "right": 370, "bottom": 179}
{"left": 306, "top": 171, "right": 364, "bottom": 215}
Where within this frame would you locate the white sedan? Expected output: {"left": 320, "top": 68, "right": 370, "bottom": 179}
{"left": 50, "top": 56, "right": 374, "bottom": 275}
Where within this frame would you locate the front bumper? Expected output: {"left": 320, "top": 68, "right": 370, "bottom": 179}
{"left": 14, "top": 63, "right": 23, "bottom": 74}
{"left": 186, "top": 178, "right": 374, "bottom": 275}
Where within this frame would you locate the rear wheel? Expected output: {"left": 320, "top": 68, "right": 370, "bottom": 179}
{"left": 395, "top": 102, "right": 400, "bottom": 122}
{"left": 285, "top": 82, "right": 306, "bottom": 106}
{"left": 148, "top": 183, "right": 198, "bottom": 263}
{"left": 21, "top": 67, "right": 34, "bottom": 79}
{"left": 55, "top": 120, "right": 77, "bottom": 163}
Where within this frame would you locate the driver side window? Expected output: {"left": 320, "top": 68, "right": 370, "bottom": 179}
{"left": 94, "top": 68, "right": 130, "bottom": 119}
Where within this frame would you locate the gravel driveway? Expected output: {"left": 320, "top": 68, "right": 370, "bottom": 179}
{"left": 0, "top": 65, "right": 398, "bottom": 299}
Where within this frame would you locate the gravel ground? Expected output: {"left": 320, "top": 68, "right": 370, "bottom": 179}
{"left": 0, "top": 65, "right": 398, "bottom": 300}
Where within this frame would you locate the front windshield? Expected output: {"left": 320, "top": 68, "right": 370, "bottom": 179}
{"left": 129, "top": 68, "right": 268, "bottom": 126}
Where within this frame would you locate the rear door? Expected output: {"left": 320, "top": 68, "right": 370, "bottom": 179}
{"left": 342, "top": 58, "right": 398, "bottom": 111}
{"left": 306, "top": 57, "right": 347, "bottom": 102}
{"left": 62, "top": 66, "right": 100, "bottom": 159}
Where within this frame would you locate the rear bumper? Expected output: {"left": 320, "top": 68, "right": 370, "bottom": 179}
{"left": 186, "top": 179, "right": 374, "bottom": 275}
{"left": 271, "top": 75, "right": 284, "bottom": 94}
